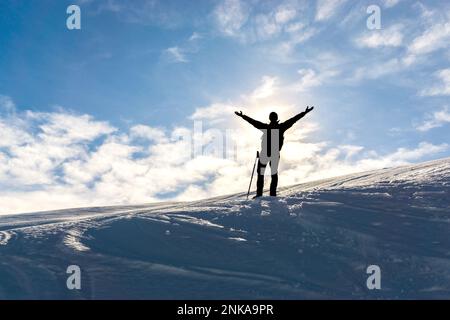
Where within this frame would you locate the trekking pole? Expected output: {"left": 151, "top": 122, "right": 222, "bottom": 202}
{"left": 246, "top": 151, "right": 259, "bottom": 200}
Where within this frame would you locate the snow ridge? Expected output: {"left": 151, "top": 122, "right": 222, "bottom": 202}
{"left": 0, "top": 158, "right": 449, "bottom": 299}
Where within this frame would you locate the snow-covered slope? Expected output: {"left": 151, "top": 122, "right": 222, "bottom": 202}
{"left": 1, "top": 158, "right": 449, "bottom": 299}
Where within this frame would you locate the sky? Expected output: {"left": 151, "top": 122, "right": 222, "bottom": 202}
{"left": 0, "top": 0, "right": 449, "bottom": 214}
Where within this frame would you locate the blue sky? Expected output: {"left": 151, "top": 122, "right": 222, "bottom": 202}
{"left": 0, "top": 0, "right": 449, "bottom": 213}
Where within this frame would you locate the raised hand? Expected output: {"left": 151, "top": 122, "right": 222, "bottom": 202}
{"left": 305, "top": 106, "right": 314, "bottom": 113}
{"left": 235, "top": 110, "right": 243, "bottom": 117}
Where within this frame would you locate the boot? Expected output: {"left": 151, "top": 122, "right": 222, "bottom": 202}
{"left": 256, "top": 161, "right": 265, "bottom": 197}
{"left": 256, "top": 173, "right": 264, "bottom": 197}
{"left": 270, "top": 174, "right": 278, "bottom": 196}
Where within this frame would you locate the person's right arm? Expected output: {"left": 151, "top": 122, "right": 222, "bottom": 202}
{"left": 235, "top": 111, "right": 267, "bottom": 129}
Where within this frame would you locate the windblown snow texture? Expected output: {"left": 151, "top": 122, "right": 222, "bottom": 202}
{"left": 0, "top": 158, "right": 449, "bottom": 299}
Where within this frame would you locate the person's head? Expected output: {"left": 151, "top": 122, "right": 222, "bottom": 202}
{"left": 269, "top": 112, "right": 279, "bottom": 123}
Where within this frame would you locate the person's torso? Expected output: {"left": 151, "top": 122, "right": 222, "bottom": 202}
{"left": 260, "top": 123, "right": 286, "bottom": 155}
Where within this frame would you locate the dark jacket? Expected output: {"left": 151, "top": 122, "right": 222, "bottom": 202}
{"left": 241, "top": 112, "right": 307, "bottom": 156}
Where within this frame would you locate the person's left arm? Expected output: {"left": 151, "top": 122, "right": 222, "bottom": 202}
{"left": 281, "top": 106, "right": 314, "bottom": 130}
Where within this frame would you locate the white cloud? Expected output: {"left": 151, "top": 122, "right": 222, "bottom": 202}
{"left": 274, "top": 7, "right": 297, "bottom": 24}
{"left": 280, "top": 141, "right": 448, "bottom": 185}
{"left": 0, "top": 110, "right": 115, "bottom": 187}
{"left": 92, "top": 0, "right": 183, "bottom": 28}
{"left": 165, "top": 46, "right": 188, "bottom": 63}
{"left": 0, "top": 95, "right": 15, "bottom": 112}
{"left": 293, "top": 69, "right": 322, "bottom": 91}
{"left": 213, "top": 0, "right": 249, "bottom": 37}
{"left": 290, "top": 68, "right": 338, "bottom": 92}
{"left": 315, "top": 0, "right": 348, "bottom": 22}
{"left": 253, "top": 14, "right": 282, "bottom": 39}
{"left": 383, "top": 142, "right": 448, "bottom": 162}
{"left": 350, "top": 5, "right": 449, "bottom": 82}
{"left": 420, "top": 68, "right": 450, "bottom": 96}
{"left": 189, "top": 32, "right": 202, "bottom": 41}
{"left": 383, "top": 0, "right": 401, "bottom": 8}
{"left": 339, "top": 145, "right": 365, "bottom": 159}
{"left": 356, "top": 25, "right": 404, "bottom": 48}
{"left": 1, "top": 85, "right": 448, "bottom": 215}
{"left": 245, "top": 5, "right": 297, "bottom": 41}
{"left": 190, "top": 103, "right": 235, "bottom": 122}
{"left": 212, "top": 0, "right": 316, "bottom": 51}
{"left": 39, "top": 112, "right": 116, "bottom": 143}
{"left": 251, "top": 76, "right": 278, "bottom": 99}
{"left": 352, "top": 57, "right": 408, "bottom": 81}
{"left": 285, "top": 22, "right": 304, "bottom": 33}
{"left": 0, "top": 119, "right": 31, "bottom": 148}
{"left": 416, "top": 107, "right": 450, "bottom": 131}
{"left": 277, "top": 28, "right": 318, "bottom": 57}
{"left": 164, "top": 32, "right": 203, "bottom": 63}
{"left": 130, "top": 124, "right": 167, "bottom": 142}
{"left": 408, "top": 20, "right": 450, "bottom": 56}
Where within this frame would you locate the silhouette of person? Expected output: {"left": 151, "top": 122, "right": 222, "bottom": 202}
{"left": 235, "top": 106, "right": 314, "bottom": 198}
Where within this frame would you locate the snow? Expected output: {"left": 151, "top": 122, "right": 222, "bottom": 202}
{"left": 0, "top": 158, "right": 449, "bottom": 299}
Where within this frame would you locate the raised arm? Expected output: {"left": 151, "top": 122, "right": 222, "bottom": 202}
{"left": 281, "top": 106, "right": 314, "bottom": 130}
{"left": 235, "top": 111, "right": 267, "bottom": 129}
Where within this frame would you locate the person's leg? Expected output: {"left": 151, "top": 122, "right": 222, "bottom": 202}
{"left": 269, "top": 155, "right": 280, "bottom": 197}
{"left": 256, "top": 157, "right": 268, "bottom": 197}
{"left": 270, "top": 174, "right": 278, "bottom": 196}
